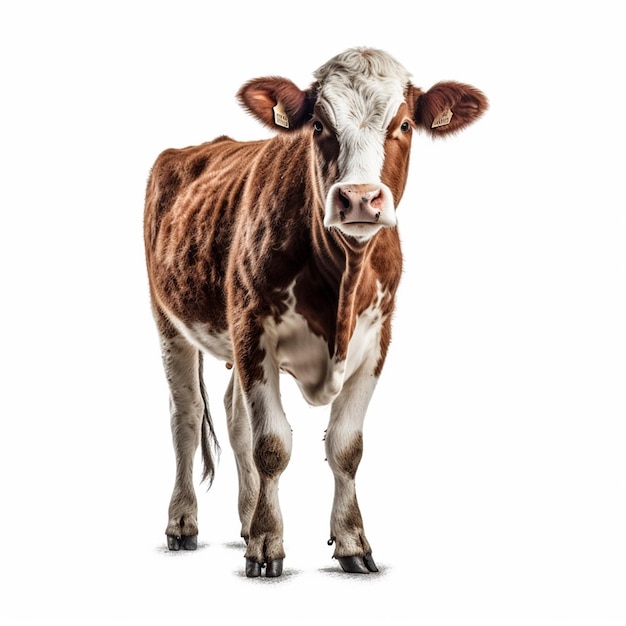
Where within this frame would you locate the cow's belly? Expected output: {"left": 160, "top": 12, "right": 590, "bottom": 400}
{"left": 274, "top": 301, "right": 384, "bottom": 407}
{"left": 165, "top": 309, "right": 234, "bottom": 362}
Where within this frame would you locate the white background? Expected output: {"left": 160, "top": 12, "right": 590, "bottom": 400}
{"left": 1, "top": 1, "right": 624, "bottom": 625}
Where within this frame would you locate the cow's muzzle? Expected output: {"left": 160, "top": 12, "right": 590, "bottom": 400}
{"left": 324, "top": 182, "right": 396, "bottom": 239}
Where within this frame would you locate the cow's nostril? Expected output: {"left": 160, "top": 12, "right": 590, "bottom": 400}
{"left": 370, "top": 190, "right": 383, "bottom": 209}
{"left": 338, "top": 190, "right": 351, "bottom": 210}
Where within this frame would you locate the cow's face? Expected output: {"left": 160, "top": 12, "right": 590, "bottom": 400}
{"left": 237, "top": 48, "right": 488, "bottom": 242}
{"left": 310, "top": 50, "right": 412, "bottom": 241}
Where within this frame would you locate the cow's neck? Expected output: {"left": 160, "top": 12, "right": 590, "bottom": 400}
{"left": 312, "top": 207, "right": 377, "bottom": 362}
{"left": 334, "top": 235, "right": 376, "bottom": 362}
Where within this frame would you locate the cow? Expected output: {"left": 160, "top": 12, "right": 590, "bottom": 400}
{"left": 144, "top": 47, "right": 487, "bottom": 577}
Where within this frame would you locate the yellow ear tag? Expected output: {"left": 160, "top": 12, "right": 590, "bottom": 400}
{"left": 273, "top": 102, "right": 289, "bottom": 129}
{"left": 431, "top": 107, "right": 453, "bottom": 129}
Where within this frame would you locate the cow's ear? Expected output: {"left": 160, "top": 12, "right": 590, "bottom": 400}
{"left": 237, "top": 77, "right": 314, "bottom": 132}
{"left": 410, "top": 82, "right": 488, "bottom": 137}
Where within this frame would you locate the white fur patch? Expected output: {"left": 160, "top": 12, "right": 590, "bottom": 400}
{"left": 314, "top": 48, "right": 409, "bottom": 184}
{"left": 314, "top": 48, "right": 409, "bottom": 239}
{"left": 165, "top": 309, "right": 234, "bottom": 363}
{"left": 266, "top": 283, "right": 385, "bottom": 406}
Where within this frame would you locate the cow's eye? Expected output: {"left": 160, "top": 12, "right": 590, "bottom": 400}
{"left": 400, "top": 121, "right": 411, "bottom": 133}
{"left": 313, "top": 121, "right": 323, "bottom": 134}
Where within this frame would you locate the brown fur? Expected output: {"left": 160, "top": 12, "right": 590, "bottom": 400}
{"left": 254, "top": 434, "right": 289, "bottom": 479}
{"left": 336, "top": 432, "right": 364, "bottom": 479}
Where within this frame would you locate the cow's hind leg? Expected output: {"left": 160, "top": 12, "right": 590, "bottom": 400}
{"left": 160, "top": 333, "right": 219, "bottom": 550}
{"left": 325, "top": 372, "right": 379, "bottom": 573}
{"left": 224, "top": 372, "right": 259, "bottom": 544}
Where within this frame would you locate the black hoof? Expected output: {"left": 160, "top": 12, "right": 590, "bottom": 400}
{"left": 245, "top": 558, "right": 283, "bottom": 577}
{"left": 363, "top": 553, "right": 379, "bottom": 572}
{"left": 246, "top": 559, "right": 262, "bottom": 578}
{"left": 167, "top": 534, "right": 197, "bottom": 551}
{"left": 337, "top": 555, "right": 370, "bottom": 573}
{"left": 265, "top": 558, "right": 283, "bottom": 578}
{"left": 337, "top": 553, "right": 378, "bottom": 574}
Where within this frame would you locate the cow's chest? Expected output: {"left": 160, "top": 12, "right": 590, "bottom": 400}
{"left": 269, "top": 285, "right": 386, "bottom": 406}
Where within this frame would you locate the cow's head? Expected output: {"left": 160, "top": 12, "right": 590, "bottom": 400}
{"left": 237, "top": 48, "right": 488, "bottom": 242}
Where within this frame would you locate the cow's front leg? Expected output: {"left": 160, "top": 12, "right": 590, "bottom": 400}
{"left": 241, "top": 373, "right": 292, "bottom": 577}
{"left": 325, "top": 372, "right": 379, "bottom": 573}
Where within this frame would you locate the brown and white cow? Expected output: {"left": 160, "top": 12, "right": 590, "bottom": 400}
{"left": 144, "top": 47, "right": 487, "bottom": 577}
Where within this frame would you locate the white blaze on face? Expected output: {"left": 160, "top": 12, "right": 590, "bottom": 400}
{"left": 313, "top": 48, "right": 411, "bottom": 241}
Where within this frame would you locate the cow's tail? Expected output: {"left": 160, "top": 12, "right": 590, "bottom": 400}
{"left": 198, "top": 352, "right": 221, "bottom": 487}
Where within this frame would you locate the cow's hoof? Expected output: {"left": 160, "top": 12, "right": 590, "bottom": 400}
{"left": 167, "top": 534, "right": 197, "bottom": 551}
{"left": 246, "top": 559, "right": 262, "bottom": 577}
{"left": 337, "top": 553, "right": 378, "bottom": 574}
{"left": 363, "top": 553, "right": 379, "bottom": 572}
{"left": 245, "top": 558, "right": 283, "bottom": 577}
{"left": 265, "top": 558, "right": 283, "bottom": 578}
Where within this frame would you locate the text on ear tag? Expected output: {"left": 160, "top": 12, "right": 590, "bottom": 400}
{"left": 431, "top": 107, "right": 453, "bottom": 129}
{"left": 273, "top": 102, "right": 289, "bottom": 129}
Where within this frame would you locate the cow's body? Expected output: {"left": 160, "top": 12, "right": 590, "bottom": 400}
{"left": 144, "top": 48, "right": 487, "bottom": 576}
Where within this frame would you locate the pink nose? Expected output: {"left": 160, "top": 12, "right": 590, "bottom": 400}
{"left": 334, "top": 184, "right": 385, "bottom": 223}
